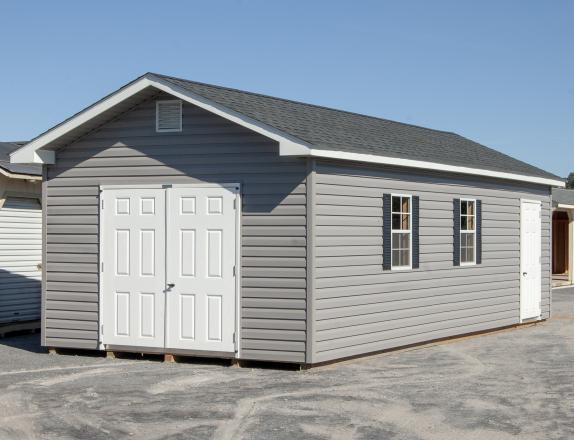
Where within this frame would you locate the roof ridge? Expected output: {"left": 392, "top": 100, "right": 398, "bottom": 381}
{"left": 149, "top": 72, "right": 458, "bottom": 137}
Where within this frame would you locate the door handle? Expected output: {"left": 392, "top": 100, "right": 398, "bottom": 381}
{"left": 167, "top": 283, "right": 175, "bottom": 289}
{"left": 522, "top": 272, "right": 527, "bottom": 276}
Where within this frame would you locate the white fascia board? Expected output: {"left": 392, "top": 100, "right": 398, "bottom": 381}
{"left": 304, "top": 149, "right": 566, "bottom": 188}
{"left": 557, "top": 203, "right": 574, "bottom": 210}
{"left": 10, "top": 79, "right": 153, "bottom": 164}
{"left": 10, "top": 75, "right": 313, "bottom": 165}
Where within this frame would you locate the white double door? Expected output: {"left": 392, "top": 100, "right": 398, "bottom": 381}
{"left": 101, "top": 184, "right": 238, "bottom": 353}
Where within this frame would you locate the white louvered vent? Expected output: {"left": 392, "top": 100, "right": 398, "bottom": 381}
{"left": 156, "top": 100, "right": 182, "bottom": 132}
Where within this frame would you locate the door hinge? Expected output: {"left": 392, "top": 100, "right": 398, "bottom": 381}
{"left": 233, "top": 332, "right": 236, "bottom": 343}
{"left": 101, "top": 262, "right": 104, "bottom": 272}
{"left": 233, "top": 265, "right": 236, "bottom": 277}
{"left": 101, "top": 324, "right": 104, "bottom": 335}
{"left": 101, "top": 199, "right": 104, "bottom": 209}
{"left": 233, "top": 198, "right": 237, "bottom": 210}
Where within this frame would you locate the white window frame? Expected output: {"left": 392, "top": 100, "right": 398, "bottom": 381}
{"left": 155, "top": 100, "right": 182, "bottom": 133}
{"left": 391, "top": 193, "right": 412, "bottom": 270}
{"left": 460, "top": 198, "right": 477, "bottom": 266}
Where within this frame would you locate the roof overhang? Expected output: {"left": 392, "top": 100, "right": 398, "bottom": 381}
{"left": 10, "top": 73, "right": 565, "bottom": 188}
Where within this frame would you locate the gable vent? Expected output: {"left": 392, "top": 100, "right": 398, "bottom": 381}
{"left": 156, "top": 100, "right": 182, "bottom": 132}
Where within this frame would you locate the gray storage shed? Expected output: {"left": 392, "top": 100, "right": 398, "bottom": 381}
{"left": 11, "top": 73, "right": 564, "bottom": 365}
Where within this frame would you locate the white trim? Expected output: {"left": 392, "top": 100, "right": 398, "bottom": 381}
{"left": 390, "top": 193, "right": 412, "bottom": 271}
{"left": 306, "top": 149, "right": 565, "bottom": 187}
{"left": 9, "top": 74, "right": 565, "bottom": 188}
{"left": 100, "top": 184, "right": 166, "bottom": 190}
{"left": 12, "top": 78, "right": 153, "bottom": 164}
{"left": 98, "top": 186, "right": 105, "bottom": 350}
{"left": 557, "top": 203, "right": 574, "bottom": 210}
{"left": 155, "top": 100, "right": 182, "bottom": 133}
{"left": 459, "top": 198, "right": 477, "bottom": 266}
{"left": 234, "top": 186, "right": 242, "bottom": 358}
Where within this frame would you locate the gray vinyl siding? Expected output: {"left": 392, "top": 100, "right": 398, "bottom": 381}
{"left": 310, "top": 161, "right": 551, "bottom": 364}
{"left": 44, "top": 93, "right": 307, "bottom": 362}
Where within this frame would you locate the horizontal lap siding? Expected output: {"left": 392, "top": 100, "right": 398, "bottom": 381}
{"left": 45, "top": 94, "right": 307, "bottom": 362}
{"left": 312, "top": 162, "right": 551, "bottom": 363}
{"left": 0, "top": 198, "right": 42, "bottom": 324}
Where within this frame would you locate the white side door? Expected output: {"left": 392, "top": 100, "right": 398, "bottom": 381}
{"left": 165, "top": 185, "right": 238, "bottom": 353}
{"left": 101, "top": 188, "right": 166, "bottom": 348}
{"left": 520, "top": 199, "right": 542, "bottom": 321}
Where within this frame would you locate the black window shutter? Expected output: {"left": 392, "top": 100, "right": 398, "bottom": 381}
{"left": 412, "top": 196, "right": 420, "bottom": 269}
{"left": 476, "top": 199, "right": 482, "bottom": 264}
{"left": 383, "top": 194, "right": 391, "bottom": 270}
{"left": 453, "top": 198, "right": 461, "bottom": 266}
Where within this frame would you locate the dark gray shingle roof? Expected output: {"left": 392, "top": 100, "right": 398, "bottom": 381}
{"left": 553, "top": 188, "right": 574, "bottom": 205}
{"left": 0, "top": 142, "right": 42, "bottom": 176}
{"left": 153, "top": 73, "right": 560, "bottom": 182}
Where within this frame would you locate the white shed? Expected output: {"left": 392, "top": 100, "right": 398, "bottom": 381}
{"left": 0, "top": 142, "right": 42, "bottom": 328}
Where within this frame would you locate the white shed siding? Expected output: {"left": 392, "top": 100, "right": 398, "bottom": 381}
{"left": 0, "top": 197, "right": 42, "bottom": 324}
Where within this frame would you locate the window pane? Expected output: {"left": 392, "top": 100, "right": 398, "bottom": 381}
{"left": 401, "top": 213, "right": 410, "bottom": 230}
{"left": 461, "top": 216, "right": 468, "bottom": 230}
{"left": 401, "top": 249, "right": 410, "bottom": 266}
{"left": 461, "top": 201, "right": 467, "bottom": 215}
{"left": 462, "top": 232, "right": 473, "bottom": 247}
{"left": 467, "top": 216, "right": 474, "bottom": 230}
{"left": 467, "top": 201, "right": 474, "bottom": 216}
{"left": 401, "top": 197, "right": 410, "bottom": 214}
{"left": 392, "top": 196, "right": 400, "bottom": 212}
{"left": 392, "top": 214, "right": 401, "bottom": 230}
{"left": 460, "top": 233, "right": 475, "bottom": 264}
{"left": 392, "top": 233, "right": 400, "bottom": 248}
{"left": 399, "top": 232, "right": 410, "bottom": 249}
{"left": 467, "top": 247, "right": 474, "bottom": 263}
{"left": 392, "top": 250, "right": 400, "bottom": 266}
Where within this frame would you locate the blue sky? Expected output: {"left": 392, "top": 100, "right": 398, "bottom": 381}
{"left": 1, "top": 1, "right": 572, "bottom": 176}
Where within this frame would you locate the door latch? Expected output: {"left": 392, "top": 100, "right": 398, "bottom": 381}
{"left": 166, "top": 283, "right": 175, "bottom": 289}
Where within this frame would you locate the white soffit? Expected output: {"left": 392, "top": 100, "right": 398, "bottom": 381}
{"left": 9, "top": 74, "right": 565, "bottom": 188}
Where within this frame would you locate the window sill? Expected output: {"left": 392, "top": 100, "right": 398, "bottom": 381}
{"left": 391, "top": 266, "right": 412, "bottom": 271}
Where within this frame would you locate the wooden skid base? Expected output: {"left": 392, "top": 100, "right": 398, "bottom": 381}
{"left": 0, "top": 320, "right": 40, "bottom": 338}
{"left": 102, "top": 350, "right": 306, "bottom": 369}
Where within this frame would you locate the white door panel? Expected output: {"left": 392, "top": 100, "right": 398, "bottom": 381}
{"left": 166, "top": 186, "right": 238, "bottom": 353}
{"left": 101, "top": 188, "right": 166, "bottom": 348}
{"left": 520, "top": 200, "right": 542, "bottom": 321}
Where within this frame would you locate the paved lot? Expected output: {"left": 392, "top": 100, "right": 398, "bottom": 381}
{"left": 1, "top": 289, "right": 573, "bottom": 440}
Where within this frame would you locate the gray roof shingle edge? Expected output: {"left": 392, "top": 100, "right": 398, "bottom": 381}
{"left": 153, "top": 73, "right": 561, "bottom": 182}
{"left": 553, "top": 188, "right": 574, "bottom": 205}
{"left": 0, "top": 142, "right": 42, "bottom": 176}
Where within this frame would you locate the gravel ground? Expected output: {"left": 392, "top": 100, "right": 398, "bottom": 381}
{"left": 0, "top": 288, "right": 573, "bottom": 440}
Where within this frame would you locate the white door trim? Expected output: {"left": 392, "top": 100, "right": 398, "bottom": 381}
{"left": 98, "top": 183, "right": 241, "bottom": 355}
{"left": 519, "top": 198, "right": 542, "bottom": 322}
